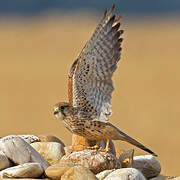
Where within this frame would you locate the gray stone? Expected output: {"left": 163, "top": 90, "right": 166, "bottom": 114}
{"left": 0, "top": 163, "right": 43, "bottom": 178}
{"left": 37, "top": 134, "right": 65, "bottom": 147}
{"left": 0, "top": 135, "right": 50, "bottom": 170}
{"left": 104, "top": 168, "right": 146, "bottom": 180}
{"left": 133, "top": 155, "right": 161, "bottom": 178}
{"left": 0, "top": 151, "right": 12, "bottom": 170}
{"left": 118, "top": 149, "right": 134, "bottom": 168}
{"left": 31, "top": 142, "right": 65, "bottom": 165}
{"left": 18, "top": 135, "right": 40, "bottom": 144}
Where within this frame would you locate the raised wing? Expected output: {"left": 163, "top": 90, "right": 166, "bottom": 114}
{"left": 68, "top": 5, "right": 123, "bottom": 122}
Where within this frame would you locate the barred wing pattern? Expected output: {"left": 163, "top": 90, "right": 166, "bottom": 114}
{"left": 68, "top": 5, "right": 123, "bottom": 122}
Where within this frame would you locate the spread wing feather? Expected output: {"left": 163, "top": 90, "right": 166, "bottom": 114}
{"left": 68, "top": 5, "right": 123, "bottom": 122}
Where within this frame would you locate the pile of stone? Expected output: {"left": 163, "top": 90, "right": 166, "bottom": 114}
{"left": 0, "top": 134, "right": 177, "bottom": 180}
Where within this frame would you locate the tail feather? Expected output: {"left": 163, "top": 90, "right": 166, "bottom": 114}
{"left": 107, "top": 123, "right": 157, "bottom": 157}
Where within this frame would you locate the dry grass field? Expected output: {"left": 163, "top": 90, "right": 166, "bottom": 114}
{"left": 0, "top": 14, "right": 180, "bottom": 175}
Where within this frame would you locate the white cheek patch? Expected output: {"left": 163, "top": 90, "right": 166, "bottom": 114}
{"left": 55, "top": 112, "right": 63, "bottom": 120}
{"left": 54, "top": 114, "right": 59, "bottom": 118}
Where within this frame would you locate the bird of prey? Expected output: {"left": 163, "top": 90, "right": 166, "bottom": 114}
{"left": 53, "top": 5, "right": 157, "bottom": 156}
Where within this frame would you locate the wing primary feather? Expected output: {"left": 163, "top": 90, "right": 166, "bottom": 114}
{"left": 114, "top": 31, "right": 121, "bottom": 40}
{"left": 112, "top": 23, "right": 120, "bottom": 31}
{"left": 110, "top": 4, "right": 116, "bottom": 13}
{"left": 114, "top": 15, "right": 123, "bottom": 23}
{"left": 68, "top": 59, "right": 79, "bottom": 105}
{"left": 103, "top": 9, "right": 108, "bottom": 18}
{"left": 118, "top": 38, "right": 123, "bottom": 43}
{"left": 104, "top": 15, "right": 115, "bottom": 33}
{"left": 119, "top": 29, "right": 124, "bottom": 35}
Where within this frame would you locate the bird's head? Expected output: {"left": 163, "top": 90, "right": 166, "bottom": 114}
{"left": 53, "top": 102, "right": 72, "bottom": 120}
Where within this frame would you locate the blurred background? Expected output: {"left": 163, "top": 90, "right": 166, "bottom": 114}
{"left": 0, "top": 0, "right": 180, "bottom": 176}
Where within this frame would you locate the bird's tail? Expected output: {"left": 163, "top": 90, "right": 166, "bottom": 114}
{"left": 107, "top": 123, "right": 157, "bottom": 156}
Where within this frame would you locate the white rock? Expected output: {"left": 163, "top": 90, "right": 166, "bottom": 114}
{"left": 133, "top": 155, "right": 161, "bottom": 178}
{"left": 0, "top": 151, "right": 12, "bottom": 170}
{"left": 31, "top": 142, "right": 65, "bottom": 165}
{"left": 96, "top": 169, "right": 115, "bottom": 180}
{"left": 0, "top": 163, "right": 43, "bottom": 178}
{"left": 18, "top": 135, "right": 40, "bottom": 144}
{"left": 0, "top": 135, "right": 50, "bottom": 170}
{"left": 172, "top": 177, "right": 180, "bottom": 180}
{"left": 37, "top": 134, "right": 65, "bottom": 146}
{"left": 104, "top": 168, "right": 146, "bottom": 180}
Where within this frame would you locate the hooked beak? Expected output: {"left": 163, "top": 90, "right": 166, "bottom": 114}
{"left": 53, "top": 110, "right": 59, "bottom": 115}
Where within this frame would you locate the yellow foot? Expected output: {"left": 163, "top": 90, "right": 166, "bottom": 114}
{"left": 98, "top": 139, "right": 110, "bottom": 152}
{"left": 98, "top": 147, "right": 110, "bottom": 152}
{"left": 87, "top": 140, "right": 101, "bottom": 150}
{"left": 87, "top": 145, "right": 99, "bottom": 150}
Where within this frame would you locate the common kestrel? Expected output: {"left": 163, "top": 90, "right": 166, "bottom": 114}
{"left": 53, "top": 5, "right": 157, "bottom": 156}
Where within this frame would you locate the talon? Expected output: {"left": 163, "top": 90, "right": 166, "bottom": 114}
{"left": 87, "top": 140, "right": 101, "bottom": 150}
{"left": 92, "top": 145, "right": 99, "bottom": 149}
{"left": 98, "top": 147, "right": 110, "bottom": 152}
{"left": 87, "top": 145, "right": 98, "bottom": 150}
{"left": 98, "top": 139, "right": 111, "bottom": 152}
{"left": 98, "top": 147, "right": 106, "bottom": 152}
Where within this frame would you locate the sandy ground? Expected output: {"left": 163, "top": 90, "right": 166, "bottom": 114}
{"left": 0, "top": 14, "right": 180, "bottom": 175}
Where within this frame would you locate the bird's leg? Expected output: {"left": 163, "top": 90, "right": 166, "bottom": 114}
{"left": 98, "top": 139, "right": 110, "bottom": 152}
{"left": 105, "top": 138, "right": 110, "bottom": 151}
{"left": 93, "top": 140, "right": 101, "bottom": 149}
{"left": 87, "top": 140, "right": 101, "bottom": 150}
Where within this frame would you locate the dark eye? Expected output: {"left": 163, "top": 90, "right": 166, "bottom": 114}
{"left": 61, "top": 106, "right": 65, "bottom": 111}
